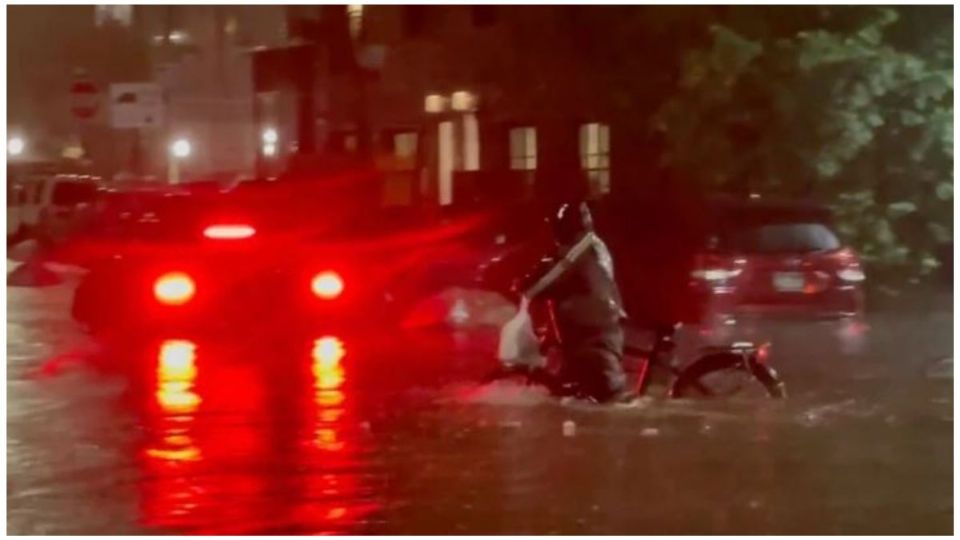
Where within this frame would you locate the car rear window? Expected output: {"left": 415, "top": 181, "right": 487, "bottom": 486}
{"left": 724, "top": 222, "right": 840, "bottom": 254}
{"left": 52, "top": 181, "right": 98, "bottom": 206}
{"left": 92, "top": 193, "right": 205, "bottom": 243}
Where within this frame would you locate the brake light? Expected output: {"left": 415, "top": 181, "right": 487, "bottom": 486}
{"left": 691, "top": 254, "right": 742, "bottom": 282}
{"left": 203, "top": 224, "right": 256, "bottom": 240}
{"left": 757, "top": 343, "right": 771, "bottom": 364}
{"left": 154, "top": 272, "right": 196, "bottom": 305}
{"left": 691, "top": 268, "right": 742, "bottom": 281}
{"left": 829, "top": 248, "right": 866, "bottom": 282}
{"left": 311, "top": 271, "right": 344, "bottom": 299}
{"left": 837, "top": 268, "right": 866, "bottom": 282}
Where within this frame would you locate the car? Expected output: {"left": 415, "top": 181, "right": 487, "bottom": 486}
{"left": 7, "top": 172, "right": 101, "bottom": 246}
{"left": 69, "top": 178, "right": 520, "bottom": 335}
{"left": 699, "top": 196, "right": 865, "bottom": 322}
{"left": 477, "top": 193, "right": 866, "bottom": 333}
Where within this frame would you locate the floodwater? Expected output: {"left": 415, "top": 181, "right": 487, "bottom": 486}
{"left": 6, "top": 271, "right": 954, "bottom": 534}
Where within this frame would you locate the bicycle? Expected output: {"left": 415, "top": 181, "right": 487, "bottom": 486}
{"left": 488, "top": 301, "right": 786, "bottom": 400}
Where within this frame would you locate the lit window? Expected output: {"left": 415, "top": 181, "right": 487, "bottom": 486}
{"left": 94, "top": 5, "right": 132, "bottom": 27}
{"left": 580, "top": 123, "right": 610, "bottom": 195}
{"left": 224, "top": 16, "right": 238, "bottom": 36}
{"left": 394, "top": 132, "right": 418, "bottom": 170}
{"left": 347, "top": 5, "right": 363, "bottom": 39}
{"left": 509, "top": 127, "right": 537, "bottom": 171}
{"left": 168, "top": 30, "right": 189, "bottom": 44}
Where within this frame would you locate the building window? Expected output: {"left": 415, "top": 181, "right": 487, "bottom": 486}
{"left": 471, "top": 6, "right": 499, "bottom": 27}
{"left": 346, "top": 5, "right": 363, "bottom": 40}
{"left": 393, "top": 132, "right": 418, "bottom": 170}
{"left": 95, "top": 5, "right": 132, "bottom": 27}
{"left": 580, "top": 123, "right": 610, "bottom": 195}
{"left": 509, "top": 127, "right": 537, "bottom": 171}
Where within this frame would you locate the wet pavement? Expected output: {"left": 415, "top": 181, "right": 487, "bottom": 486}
{"left": 6, "top": 269, "right": 954, "bottom": 534}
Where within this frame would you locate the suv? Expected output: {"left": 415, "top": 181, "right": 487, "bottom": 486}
{"left": 7, "top": 173, "right": 100, "bottom": 246}
{"left": 694, "top": 197, "right": 865, "bottom": 322}
{"left": 589, "top": 195, "right": 865, "bottom": 331}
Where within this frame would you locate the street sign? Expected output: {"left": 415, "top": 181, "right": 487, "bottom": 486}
{"left": 109, "top": 83, "right": 164, "bottom": 129}
{"left": 70, "top": 79, "right": 100, "bottom": 119}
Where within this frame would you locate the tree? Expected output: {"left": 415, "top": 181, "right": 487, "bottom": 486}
{"left": 654, "top": 6, "right": 953, "bottom": 282}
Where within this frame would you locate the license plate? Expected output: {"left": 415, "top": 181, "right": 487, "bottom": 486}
{"left": 772, "top": 272, "right": 805, "bottom": 292}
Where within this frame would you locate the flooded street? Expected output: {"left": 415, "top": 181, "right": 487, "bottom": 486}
{"left": 6, "top": 273, "right": 953, "bottom": 534}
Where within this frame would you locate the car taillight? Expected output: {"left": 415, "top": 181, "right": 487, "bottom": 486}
{"left": 311, "top": 271, "right": 344, "bottom": 299}
{"left": 203, "top": 224, "right": 256, "bottom": 240}
{"left": 757, "top": 343, "right": 771, "bottom": 364}
{"left": 829, "top": 248, "right": 866, "bottom": 282}
{"left": 154, "top": 272, "right": 196, "bottom": 305}
{"left": 691, "top": 268, "right": 743, "bottom": 281}
{"left": 691, "top": 253, "right": 743, "bottom": 282}
{"left": 836, "top": 268, "right": 866, "bottom": 282}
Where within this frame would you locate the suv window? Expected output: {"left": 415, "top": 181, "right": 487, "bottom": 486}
{"left": 725, "top": 222, "right": 840, "bottom": 254}
{"left": 52, "top": 182, "right": 98, "bottom": 206}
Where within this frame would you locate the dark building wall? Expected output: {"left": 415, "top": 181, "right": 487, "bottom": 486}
{"left": 349, "top": 5, "right": 716, "bottom": 201}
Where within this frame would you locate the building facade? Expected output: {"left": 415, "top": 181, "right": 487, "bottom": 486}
{"left": 252, "top": 5, "right": 714, "bottom": 206}
{"left": 9, "top": 5, "right": 709, "bottom": 195}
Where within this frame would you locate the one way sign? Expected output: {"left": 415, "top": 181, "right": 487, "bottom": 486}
{"left": 109, "top": 83, "right": 164, "bottom": 129}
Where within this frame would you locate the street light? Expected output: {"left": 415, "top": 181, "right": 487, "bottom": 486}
{"left": 171, "top": 138, "right": 191, "bottom": 159}
{"left": 168, "top": 138, "right": 191, "bottom": 184}
{"left": 8, "top": 136, "right": 25, "bottom": 157}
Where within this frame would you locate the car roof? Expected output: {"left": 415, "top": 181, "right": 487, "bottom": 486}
{"left": 708, "top": 195, "right": 834, "bottom": 226}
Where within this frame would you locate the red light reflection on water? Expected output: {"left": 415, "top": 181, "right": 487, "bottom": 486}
{"left": 136, "top": 335, "right": 380, "bottom": 533}
{"left": 155, "top": 339, "right": 201, "bottom": 414}
{"left": 311, "top": 336, "right": 347, "bottom": 452}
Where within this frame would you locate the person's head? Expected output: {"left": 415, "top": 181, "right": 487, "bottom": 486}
{"left": 549, "top": 201, "right": 593, "bottom": 246}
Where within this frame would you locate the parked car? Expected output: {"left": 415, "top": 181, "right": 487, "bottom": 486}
{"left": 7, "top": 172, "right": 101, "bottom": 246}
{"left": 699, "top": 196, "right": 866, "bottom": 322}
{"left": 479, "top": 194, "right": 866, "bottom": 333}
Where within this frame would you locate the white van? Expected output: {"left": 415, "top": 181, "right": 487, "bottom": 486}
{"left": 7, "top": 173, "right": 101, "bottom": 245}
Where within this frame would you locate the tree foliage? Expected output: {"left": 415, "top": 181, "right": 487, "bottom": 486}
{"left": 655, "top": 7, "right": 953, "bottom": 280}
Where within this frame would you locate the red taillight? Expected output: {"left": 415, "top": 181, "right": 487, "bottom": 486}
{"left": 203, "top": 224, "right": 256, "bottom": 240}
{"left": 311, "top": 271, "right": 344, "bottom": 299}
{"left": 827, "top": 248, "right": 866, "bottom": 283}
{"left": 757, "top": 343, "right": 771, "bottom": 364}
{"left": 691, "top": 254, "right": 742, "bottom": 282}
{"left": 154, "top": 272, "right": 196, "bottom": 305}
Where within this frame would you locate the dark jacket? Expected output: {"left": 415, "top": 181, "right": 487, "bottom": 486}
{"left": 519, "top": 233, "right": 626, "bottom": 353}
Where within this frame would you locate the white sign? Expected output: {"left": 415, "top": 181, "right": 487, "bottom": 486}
{"left": 109, "top": 83, "right": 164, "bottom": 129}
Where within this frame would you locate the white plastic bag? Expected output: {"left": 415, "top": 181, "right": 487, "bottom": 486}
{"left": 497, "top": 296, "right": 543, "bottom": 366}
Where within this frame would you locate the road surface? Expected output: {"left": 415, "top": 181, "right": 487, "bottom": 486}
{"left": 6, "top": 269, "right": 953, "bottom": 534}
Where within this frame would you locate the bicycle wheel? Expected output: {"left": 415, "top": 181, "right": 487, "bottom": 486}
{"left": 670, "top": 352, "right": 786, "bottom": 399}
